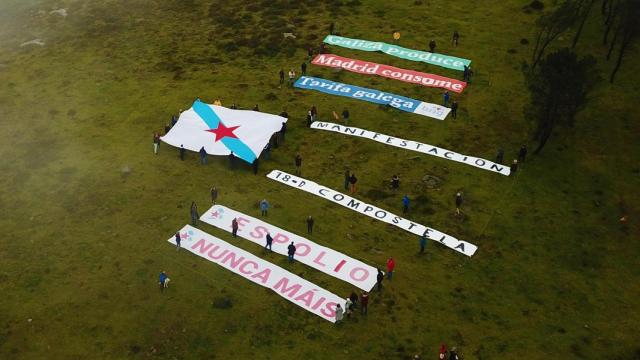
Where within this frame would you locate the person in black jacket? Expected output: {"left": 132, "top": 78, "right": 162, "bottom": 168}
{"left": 287, "top": 242, "right": 296, "bottom": 263}
{"left": 376, "top": 268, "right": 384, "bottom": 292}
{"left": 306, "top": 216, "right": 314, "bottom": 234}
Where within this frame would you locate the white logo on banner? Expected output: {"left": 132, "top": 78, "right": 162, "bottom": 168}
{"left": 200, "top": 204, "right": 378, "bottom": 291}
{"left": 266, "top": 170, "right": 478, "bottom": 257}
{"left": 169, "top": 225, "right": 345, "bottom": 322}
{"left": 311, "top": 122, "right": 510, "bottom": 176}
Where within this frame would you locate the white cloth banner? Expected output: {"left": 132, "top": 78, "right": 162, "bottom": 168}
{"left": 160, "top": 100, "right": 286, "bottom": 163}
{"left": 169, "top": 225, "right": 345, "bottom": 322}
{"left": 311, "top": 122, "right": 510, "bottom": 176}
{"left": 200, "top": 204, "right": 378, "bottom": 291}
{"left": 266, "top": 170, "right": 478, "bottom": 257}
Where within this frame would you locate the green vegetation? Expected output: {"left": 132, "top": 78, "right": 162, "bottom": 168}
{"left": 0, "top": 0, "right": 638, "bottom": 358}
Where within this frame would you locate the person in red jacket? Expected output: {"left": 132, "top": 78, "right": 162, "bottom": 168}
{"left": 386, "top": 257, "right": 396, "bottom": 280}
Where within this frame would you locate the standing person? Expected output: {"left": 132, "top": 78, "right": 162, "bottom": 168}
{"left": 230, "top": 103, "right": 238, "bottom": 109}
{"left": 443, "top": 91, "right": 450, "bottom": 107}
{"left": 164, "top": 123, "right": 171, "bottom": 135}
{"left": 344, "top": 298, "right": 353, "bottom": 318}
{"left": 463, "top": 65, "right": 470, "bottom": 82}
{"left": 391, "top": 174, "right": 400, "bottom": 190}
{"left": 279, "top": 110, "right": 289, "bottom": 120}
{"left": 253, "top": 104, "right": 260, "bottom": 111}
{"left": 171, "top": 113, "right": 178, "bottom": 127}
{"left": 190, "top": 201, "right": 199, "bottom": 226}
{"left": 175, "top": 232, "right": 181, "bottom": 251}
{"left": 307, "top": 216, "right": 314, "bottom": 234}
{"left": 263, "top": 142, "right": 271, "bottom": 160}
{"left": 295, "top": 154, "right": 302, "bottom": 175}
{"left": 265, "top": 232, "right": 273, "bottom": 252}
{"left": 518, "top": 145, "right": 528, "bottom": 162}
{"left": 510, "top": 159, "right": 518, "bottom": 175}
{"left": 179, "top": 144, "right": 185, "bottom": 160}
{"left": 451, "top": 100, "right": 458, "bottom": 119}
{"left": 307, "top": 46, "right": 314, "bottom": 61}
{"left": 280, "top": 122, "right": 287, "bottom": 142}
{"left": 287, "top": 242, "right": 296, "bottom": 263}
{"left": 229, "top": 151, "right": 236, "bottom": 169}
{"left": 159, "top": 271, "right": 168, "bottom": 292}
{"left": 419, "top": 234, "right": 428, "bottom": 253}
{"left": 306, "top": 110, "right": 313, "bottom": 127}
{"left": 496, "top": 147, "right": 504, "bottom": 164}
{"left": 310, "top": 105, "right": 318, "bottom": 120}
{"left": 467, "top": 66, "right": 474, "bottom": 84}
{"left": 342, "top": 108, "right": 350, "bottom": 124}
{"left": 349, "top": 291, "right": 358, "bottom": 309}
{"left": 199, "top": 146, "right": 207, "bottom": 165}
{"left": 260, "top": 199, "right": 269, "bottom": 216}
{"left": 213, "top": 98, "right": 222, "bottom": 106}
{"left": 361, "top": 291, "right": 369, "bottom": 315}
{"left": 153, "top": 132, "right": 160, "bottom": 154}
{"left": 210, "top": 186, "right": 218, "bottom": 204}
{"left": 455, "top": 192, "right": 463, "bottom": 215}
{"left": 279, "top": 69, "right": 285, "bottom": 85}
{"left": 449, "top": 347, "right": 459, "bottom": 360}
{"left": 386, "top": 258, "right": 395, "bottom": 280}
{"left": 402, "top": 195, "right": 410, "bottom": 214}
{"left": 329, "top": 22, "right": 335, "bottom": 35}
{"left": 252, "top": 158, "right": 259, "bottom": 175}
{"left": 301, "top": 62, "right": 307, "bottom": 76}
{"left": 335, "top": 304, "right": 344, "bottom": 323}
{"left": 439, "top": 344, "right": 447, "bottom": 360}
{"left": 344, "top": 170, "right": 351, "bottom": 191}
{"left": 231, "top": 218, "right": 239, "bottom": 237}
{"left": 349, "top": 173, "right": 358, "bottom": 193}
{"left": 429, "top": 39, "right": 437, "bottom": 53}
{"left": 288, "top": 69, "right": 296, "bottom": 86}
{"left": 452, "top": 30, "right": 459, "bottom": 46}
{"left": 376, "top": 269, "right": 384, "bottom": 291}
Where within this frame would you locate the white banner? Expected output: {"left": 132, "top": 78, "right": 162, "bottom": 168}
{"left": 200, "top": 204, "right": 377, "bottom": 291}
{"left": 311, "top": 122, "right": 509, "bottom": 176}
{"left": 266, "top": 171, "right": 477, "bottom": 257}
{"left": 169, "top": 225, "right": 345, "bottom": 322}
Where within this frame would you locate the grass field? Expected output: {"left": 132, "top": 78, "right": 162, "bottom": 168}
{"left": 1, "top": 0, "right": 639, "bottom": 358}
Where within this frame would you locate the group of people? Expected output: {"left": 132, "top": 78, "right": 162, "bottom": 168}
{"left": 496, "top": 144, "right": 528, "bottom": 175}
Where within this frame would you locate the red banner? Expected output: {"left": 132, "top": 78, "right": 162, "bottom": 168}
{"left": 311, "top": 54, "right": 467, "bottom": 93}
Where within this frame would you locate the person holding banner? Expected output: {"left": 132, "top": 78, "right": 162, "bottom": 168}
{"left": 287, "top": 242, "right": 296, "bottom": 263}
{"left": 344, "top": 170, "right": 351, "bottom": 191}
{"left": 419, "top": 234, "right": 428, "bottom": 254}
{"left": 265, "top": 232, "right": 273, "bottom": 252}
{"left": 429, "top": 39, "right": 437, "bottom": 53}
{"left": 175, "top": 232, "right": 181, "bottom": 251}
{"left": 376, "top": 269, "right": 384, "bottom": 291}
{"left": 231, "top": 218, "right": 239, "bottom": 238}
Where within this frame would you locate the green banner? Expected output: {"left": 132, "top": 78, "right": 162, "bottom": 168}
{"left": 323, "top": 35, "right": 471, "bottom": 71}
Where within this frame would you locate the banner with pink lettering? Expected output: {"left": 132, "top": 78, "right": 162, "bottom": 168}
{"left": 312, "top": 54, "right": 467, "bottom": 93}
{"left": 200, "top": 204, "right": 377, "bottom": 291}
{"left": 169, "top": 225, "right": 345, "bottom": 322}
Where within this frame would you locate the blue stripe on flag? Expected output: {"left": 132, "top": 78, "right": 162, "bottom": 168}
{"left": 192, "top": 100, "right": 257, "bottom": 163}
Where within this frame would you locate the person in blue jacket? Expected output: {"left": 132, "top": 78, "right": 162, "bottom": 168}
{"left": 159, "top": 271, "right": 168, "bottom": 292}
{"left": 402, "top": 195, "right": 410, "bottom": 214}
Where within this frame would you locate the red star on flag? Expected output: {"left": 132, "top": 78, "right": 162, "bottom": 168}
{"left": 205, "top": 122, "right": 240, "bottom": 142}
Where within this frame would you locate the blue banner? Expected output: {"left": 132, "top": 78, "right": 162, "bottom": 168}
{"left": 294, "top": 76, "right": 449, "bottom": 120}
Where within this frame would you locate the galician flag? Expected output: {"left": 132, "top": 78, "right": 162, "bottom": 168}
{"left": 161, "top": 100, "right": 287, "bottom": 163}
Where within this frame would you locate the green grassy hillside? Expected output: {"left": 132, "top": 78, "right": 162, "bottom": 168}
{"left": 0, "top": 0, "right": 638, "bottom": 358}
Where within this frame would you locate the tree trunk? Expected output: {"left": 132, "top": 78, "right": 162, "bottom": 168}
{"left": 573, "top": 0, "right": 594, "bottom": 48}
{"left": 610, "top": 32, "right": 631, "bottom": 83}
{"left": 601, "top": 0, "right": 609, "bottom": 15}
{"left": 533, "top": 128, "right": 551, "bottom": 154}
{"left": 606, "top": 25, "right": 620, "bottom": 60}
